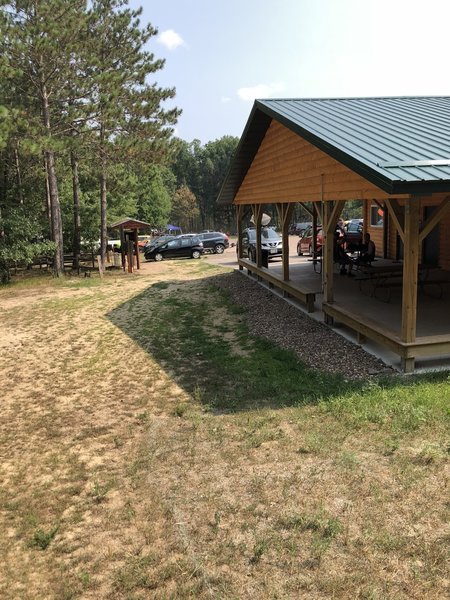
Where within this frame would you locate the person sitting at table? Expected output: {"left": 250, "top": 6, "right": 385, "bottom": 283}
{"left": 334, "top": 232, "right": 355, "bottom": 276}
{"left": 336, "top": 217, "right": 345, "bottom": 237}
{"left": 357, "top": 233, "right": 376, "bottom": 265}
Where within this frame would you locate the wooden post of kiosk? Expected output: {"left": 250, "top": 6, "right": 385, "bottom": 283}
{"left": 119, "top": 226, "right": 126, "bottom": 271}
{"left": 134, "top": 229, "right": 140, "bottom": 270}
{"left": 126, "top": 232, "right": 133, "bottom": 273}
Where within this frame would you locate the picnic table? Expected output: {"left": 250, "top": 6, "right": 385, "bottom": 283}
{"left": 356, "top": 262, "right": 446, "bottom": 302}
{"left": 307, "top": 249, "right": 360, "bottom": 275}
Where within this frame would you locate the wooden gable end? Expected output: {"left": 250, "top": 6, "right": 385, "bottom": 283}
{"left": 234, "top": 119, "right": 396, "bottom": 204}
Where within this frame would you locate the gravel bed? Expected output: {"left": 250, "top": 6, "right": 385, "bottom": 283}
{"left": 213, "top": 270, "right": 393, "bottom": 380}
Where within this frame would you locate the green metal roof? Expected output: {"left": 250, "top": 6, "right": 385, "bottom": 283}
{"left": 217, "top": 96, "right": 450, "bottom": 204}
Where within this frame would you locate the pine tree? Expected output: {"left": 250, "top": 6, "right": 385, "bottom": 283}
{"left": 0, "top": 0, "right": 87, "bottom": 276}
{"left": 85, "top": 0, "right": 181, "bottom": 272}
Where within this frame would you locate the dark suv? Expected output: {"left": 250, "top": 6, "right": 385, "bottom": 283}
{"left": 196, "top": 231, "right": 229, "bottom": 254}
{"left": 344, "top": 219, "right": 363, "bottom": 250}
{"left": 144, "top": 236, "right": 204, "bottom": 261}
{"left": 240, "top": 227, "right": 283, "bottom": 261}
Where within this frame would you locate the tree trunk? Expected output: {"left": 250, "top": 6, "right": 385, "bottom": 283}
{"left": 14, "top": 144, "right": 23, "bottom": 205}
{"left": 40, "top": 74, "right": 64, "bottom": 276}
{"left": 70, "top": 150, "right": 81, "bottom": 271}
{"left": 46, "top": 149, "right": 64, "bottom": 275}
{"left": 43, "top": 153, "right": 52, "bottom": 231}
{"left": 1, "top": 149, "right": 9, "bottom": 207}
{"left": 99, "top": 133, "right": 107, "bottom": 275}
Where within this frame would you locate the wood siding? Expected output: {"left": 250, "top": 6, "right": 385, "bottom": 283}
{"left": 234, "top": 120, "right": 396, "bottom": 204}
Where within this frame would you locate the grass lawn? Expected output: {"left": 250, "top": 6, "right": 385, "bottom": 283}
{"left": 0, "top": 260, "right": 449, "bottom": 599}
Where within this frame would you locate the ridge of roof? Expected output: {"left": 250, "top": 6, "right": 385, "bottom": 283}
{"left": 258, "top": 95, "right": 450, "bottom": 102}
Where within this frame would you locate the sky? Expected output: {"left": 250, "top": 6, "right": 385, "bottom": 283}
{"left": 129, "top": 0, "right": 450, "bottom": 144}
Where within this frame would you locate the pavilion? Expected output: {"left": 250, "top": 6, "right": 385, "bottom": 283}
{"left": 217, "top": 97, "right": 450, "bottom": 372}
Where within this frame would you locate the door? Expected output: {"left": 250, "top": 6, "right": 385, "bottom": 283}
{"left": 164, "top": 239, "right": 181, "bottom": 258}
{"left": 422, "top": 206, "right": 439, "bottom": 266}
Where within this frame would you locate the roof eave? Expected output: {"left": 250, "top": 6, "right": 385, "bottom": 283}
{"left": 390, "top": 180, "right": 450, "bottom": 195}
{"left": 217, "top": 104, "right": 272, "bottom": 205}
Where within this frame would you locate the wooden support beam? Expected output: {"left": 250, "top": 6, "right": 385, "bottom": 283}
{"left": 276, "top": 203, "right": 295, "bottom": 281}
{"left": 252, "top": 204, "right": 263, "bottom": 268}
{"left": 372, "top": 199, "right": 384, "bottom": 209}
{"left": 326, "top": 199, "right": 346, "bottom": 235}
{"left": 401, "top": 199, "right": 420, "bottom": 343}
{"left": 385, "top": 199, "right": 405, "bottom": 242}
{"left": 323, "top": 201, "right": 334, "bottom": 303}
{"left": 298, "top": 202, "right": 314, "bottom": 217}
{"left": 236, "top": 204, "right": 244, "bottom": 262}
{"left": 237, "top": 205, "right": 244, "bottom": 269}
{"left": 313, "top": 201, "right": 322, "bottom": 222}
{"left": 419, "top": 196, "right": 450, "bottom": 243}
{"left": 312, "top": 207, "right": 318, "bottom": 256}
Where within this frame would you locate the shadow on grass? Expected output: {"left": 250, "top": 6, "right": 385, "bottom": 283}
{"left": 107, "top": 272, "right": 450, "bottom": 413}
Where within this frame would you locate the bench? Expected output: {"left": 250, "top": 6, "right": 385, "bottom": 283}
{"left": 31, "top": 253, "right": 96, "bottom": 273}
{"left": 356, "top": 265, "right": 448, "bottom": 302}
{"left": 239, "top": 258, "right": 317, "bottom": 312}
{"left": 372, "top": 278, "right": 449, "bottom": 302}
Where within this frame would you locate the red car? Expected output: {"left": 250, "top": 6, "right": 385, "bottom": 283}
{"left": 297, "top": 226, "right": 323, "bottom": 256}
{"left": 138, "top": 235, "right": 151, "bottom": 251}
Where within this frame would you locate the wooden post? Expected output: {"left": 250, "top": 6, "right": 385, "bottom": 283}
{"left": 401, "top": 199, "right": 420, "bottom": 352}
{"left": 237, "top": 204, "right": 244, "bottom": 268}
{"left": 252, "top": 204, "right": 263, "bottom": 268}
{"left": 312, "top": 205, "right": 317, "bottom": 256}
{"left": 385, "top": 199, "right": 405, "bottom": 243}
{"left": 322, "top": 199, "right": 345, "bottom": 304}
{"left": 120, "top": 226, "right": 126, "bottom": 271}
{"left": 276, "top": 203, "right": 295, "bottom": 281}
{"left": 127, "top": 232, "right": 133, "bottom": 273}
{"left": 323, "top": 201, "right": 334, "bottom": 303}
{"left": 134, "top": 229, "right": 140, "bottom": 270}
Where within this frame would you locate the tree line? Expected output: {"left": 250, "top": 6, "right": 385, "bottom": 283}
{"left": 0, "top": 0, "right": 238, "bottom": 282}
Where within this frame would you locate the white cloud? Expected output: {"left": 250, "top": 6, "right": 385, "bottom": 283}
{"left": 221, "top": 96, "right": 231, "bottom": 103}
{"left": 237, "top": 82, "right": 286, "bottom": 102}
{"left": 158, "top": 29, "right": 185, "bottom": 51}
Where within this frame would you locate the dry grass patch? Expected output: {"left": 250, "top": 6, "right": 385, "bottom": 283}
{"left": 0, "top": 262, "right": 448, "bottom": 599}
